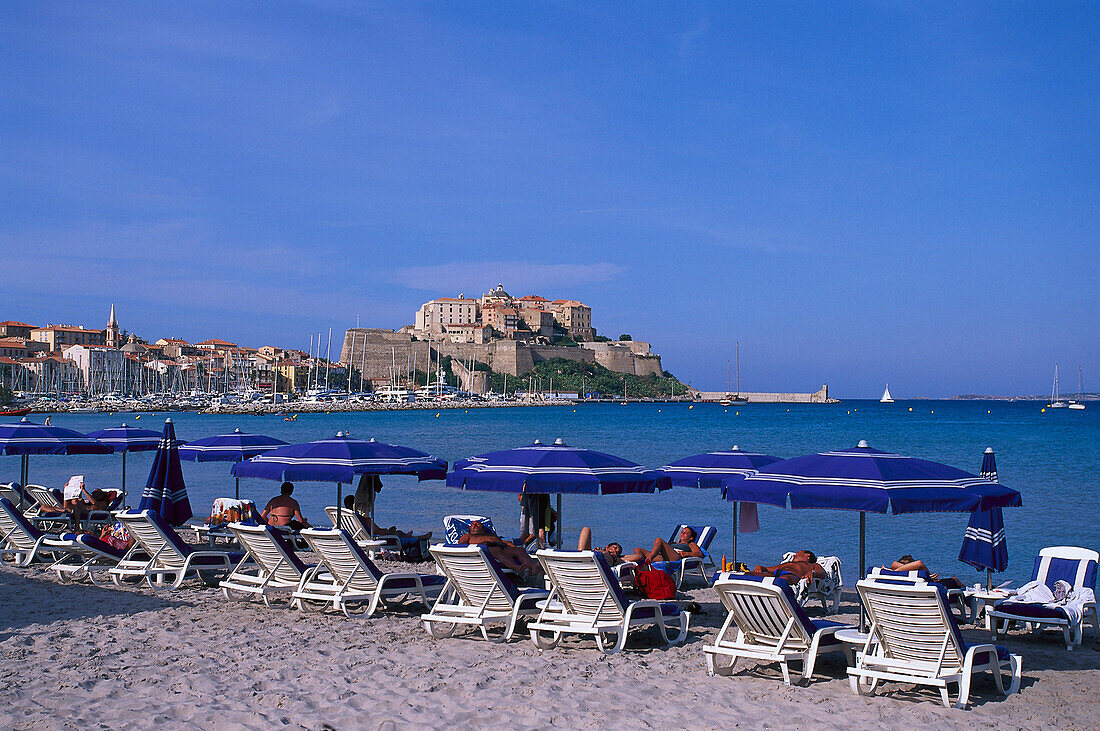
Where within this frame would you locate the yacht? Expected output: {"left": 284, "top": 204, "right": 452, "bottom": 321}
{"left": 880, "top": 384, "right": 894, "bottom": 403}
{"left": 1049, "top": 365, "right": 1069, "bottom": 408}
{"left": 1068, "top": 366, "right": 1086, "bottom": 410}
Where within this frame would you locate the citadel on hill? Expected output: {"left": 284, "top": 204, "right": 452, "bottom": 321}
{"left": 340, "top": 284, "right": 664, "bottom": 389}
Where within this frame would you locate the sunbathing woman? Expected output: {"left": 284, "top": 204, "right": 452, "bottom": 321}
{"left": 577, "top": 526, "right": 643, "bottom": 566}
{"left": 890, "top": 555, "right": 964, "bottom": 590}
{"left": 631, "top": 526, "right": 705, "bottom": 565}
{"left": 458, "top": 520, "right": 541, "bottom": 576}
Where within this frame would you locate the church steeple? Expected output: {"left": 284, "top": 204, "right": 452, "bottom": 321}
{"left": 106, "top": 303, "right": 120, "bottom": 348}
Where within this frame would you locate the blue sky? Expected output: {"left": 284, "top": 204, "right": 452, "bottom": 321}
{"left": 2, "top": 2, "right": 1096, "bottom": 397}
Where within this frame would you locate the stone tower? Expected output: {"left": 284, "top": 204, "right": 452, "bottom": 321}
{"left": 106, "top": 303, "right": 120, "bottom": 348}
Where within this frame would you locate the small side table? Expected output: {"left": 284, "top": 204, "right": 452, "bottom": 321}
{"left": 356, "top": 539, "right": 387, "bottom": 558}
{"left": 834, "top": 628, "right": 873, "bottom": 665}
{"left": 964, "top": 588, "right": 1016, "bottom": 629}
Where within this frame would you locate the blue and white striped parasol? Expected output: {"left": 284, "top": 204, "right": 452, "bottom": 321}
{"left": 88, "top": 423, "right": 163, "bottom": 502}
{"left": 179, "top": 428, "right": 288, "bottom": 499}
{"left": 138, "top": 419, "right": 193, "bottom": 526}
{"left": 0, "top": 417, "right": 112, "bottom": 509}
{"left": 958, "top": 448, "right": 1008, "bottom": 587}
{"left": 656, "top": 446, "right": 781, "bottom": 488}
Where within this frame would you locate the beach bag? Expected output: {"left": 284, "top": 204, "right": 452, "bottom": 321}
{"left": 635, "top": 567, "right": 677, "bottom": 600}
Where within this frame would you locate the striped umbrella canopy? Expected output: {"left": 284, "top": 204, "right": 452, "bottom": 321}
{"left": 179, "top": 428, "right": 288, "bottom": 500}
{"left": 0, "top": 417, "right": 112, "bottom": 508}
{"left": 232, "top": 432, "right": 447, "bottom": 525}
{"left": 656, "top": 445, "right": 782, "bottom": 488}
{"left": 723, "top": 440, "right": 1021, "bottom": 591}
{"left": 958, "top": 448, "right": 1009, "bottom": 587}
{"left": 138, "top": 419, "right": 193, "bottom": 526}
{"left": 447, "top": 438, "right": 671, "bottom": 547}
{"left": 87, "top": 423, "right": 163, "bottom": 502}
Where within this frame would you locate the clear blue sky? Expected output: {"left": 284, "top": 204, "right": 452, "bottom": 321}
{"left": 3, "top": 3, "right": 1096, "bottom": 397}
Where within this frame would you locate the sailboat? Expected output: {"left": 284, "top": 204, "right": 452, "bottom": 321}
{"left": 719, "top": 343, "right": 747, "bottom": 406}
{"left": 880, "top": 384, "right": 894, "bottom": 403}
{"left": 1049, "top": 364, "right": 1068, "bottom": 408}
{"left": 1068, "top": 366, "right": 1086, "bottom": 410}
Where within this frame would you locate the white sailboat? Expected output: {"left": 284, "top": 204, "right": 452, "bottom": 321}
{"left": 1068, "top": 366, "right": 1086, "bottom": 410}
{"left": 880, "top": 384, "right": 894, "bottom": 403}
{"left": 1049, "top": 364, "right": 1068, "bottom": 408}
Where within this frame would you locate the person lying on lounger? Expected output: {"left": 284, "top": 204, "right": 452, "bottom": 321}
{"left": 342, "top": 495, "right": 433, "bottom": 544}
{"left": 631, "top": 526, "right": 705, "bottom": 565}
{"left": 744, "top": 550, "right": 826, "bottom": 585}
{"left": 889, "top": 555, "right": 964, "bottom": 590}
{"left": 458, "top": 520, "right": 541, "bottom": 577}
{"left": 576, "top": 526, "right": 642, "bottom": 566}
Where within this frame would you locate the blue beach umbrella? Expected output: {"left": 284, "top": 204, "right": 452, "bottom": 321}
{"left": 0, "top": 417, "right": 112, "bottom": 508}
{"left": 657, "top": 446, "right": 783, "bottom": 560}
{"left": 958, "top": 448, "right": 1009, "bottom": 589}
{"left": 447, "top": 438, "right": 671, "bottom": 547}
{"left": 138, "top": 419, "right": 193, "bottom": 526}
{"left": 723, "top": 440, "right": 1021, "bottom": 583}
{"left": 232, "top": 432, "right": 447, "bottom": 527}
{"left": 179, "top": 428, "right": 288, "bottom": 499}
{"left": 88, "top": 423, "right": 163, "bottom": 502}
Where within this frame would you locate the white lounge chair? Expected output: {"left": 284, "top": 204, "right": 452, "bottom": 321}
{"left": 783, "top": 551, "right": 843, "bottom": 613}
{"left": 22, "top": 485, "right": 68, "bottom": 527}
{"left": 323, "top": 505, "right": 421, "bottom": 558}
{"left": 648, "top": 524, "right": 718, "bottom": 587}
{"left": 703, "top": 574, "right": 853, "bottom": 685}
{"left": 292, "top": 528, "right": 445, "bottom": 618}
{"left": 108, "top": 510, "right": 245, "bottom": 589}
{"left": 988, "top": 546, "right": 1098, "bottom": 650}
{"left": 849, "top": 579, "right": 1022, "bottom": 709}
{"left": 0, "top": 497, "right": 70, "bottom": 567}
{"left": 865, "top": 566, "right": 968, "bottom": 622}
{"left": 48, "top": 532, "right": 129, "bottom": 584}
{"left": 422, "top": 544, "right": 550, "bottom": 641}
{"left": 221, "top": 523, "right": 320, "bottom": 606}
{"left": 529, "top": 549, "right": 690, "bottom": 654}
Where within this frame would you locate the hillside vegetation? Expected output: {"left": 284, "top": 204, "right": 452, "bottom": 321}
{"left": 489, "top": 358, "right": 689, "bottom": 398}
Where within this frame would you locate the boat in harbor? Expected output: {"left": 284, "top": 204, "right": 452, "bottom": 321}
{"left": 720, "top": 344, "right": 748, "bottom": 406}
{"left": 0, "top": 407, "right": 31, "bottom": 417}
{"left": 1049, "top": 364, "right": 1069, "bottom": 408}
{"left": 1068, "top": 366, "right": 1086, "bottom": 410}
{"left": 880, "top": 384, "right": 894, "bottom": 403}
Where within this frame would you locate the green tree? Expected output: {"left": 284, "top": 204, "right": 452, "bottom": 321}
{"left": 619, "top": 333, "right": 632, "bottom": 341}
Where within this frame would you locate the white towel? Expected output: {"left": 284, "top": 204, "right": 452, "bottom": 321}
{"left": 1003, "top": 580, "right": 1095, "bottom": 627}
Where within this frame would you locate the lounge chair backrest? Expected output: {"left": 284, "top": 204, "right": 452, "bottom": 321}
{"left": 25, "top": 485, "right": 63, "bottom": 510}
{"left": 865, "top": 566, "right": 933, "bottom": 585}
{"left": 713, "top": 575, "right": 816, "bottom": 649}
{"left": 230, "top": 523, "right": 308, "bottom": 583}
{"left": 300, "top": 528, "right": 383, "bottom": 590}
{"left": 0, "top": 497, "right": 43, "bottom": 551}
{"left": 0, "top": 484, "right": 24, "bottom": 505}
{"left": 324, "top": 506, "right": 372, "bottom": 542}
{"left": 430, "top": 544, "right": 522, "bottom": 611}
{"left": 1031, "top": 546, "right": 1099, "bottom": 592}
{"left": 443, "top": 515, "right": 497, "bottom": 544}
{"left": 537, "top": 550, "right": 630, "bottom": 623}
{"left": 69, "top": 533, "right": 126, "bottom": 560}
{"left": 115, "top": 511, "right": 194, "bottom": 568}
{"left": 857, "top": 579, "right": 967, "bottom": 668}
{"left": 670, "top": 524, "right": 716, "bottom": 551}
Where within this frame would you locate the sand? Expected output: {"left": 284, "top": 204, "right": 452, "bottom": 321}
{"left": 1, "top": 555, "right": 1098, "bottom": 730}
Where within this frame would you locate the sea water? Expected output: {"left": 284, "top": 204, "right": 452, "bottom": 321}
{"left": 8, "top": 400, "right": 1097, "bottom": 587}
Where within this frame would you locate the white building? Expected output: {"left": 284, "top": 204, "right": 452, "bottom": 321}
{"left": 414, "top": 297, "right": 479, "bottom": 334}
{"left": 63, "top": 344, "right": 126, "bottom": 393}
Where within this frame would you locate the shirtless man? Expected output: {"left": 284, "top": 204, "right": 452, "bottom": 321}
{"left": 261, "top": 482, "right": 309, "bottom": 530}
{"left": 458, "top": 520, "right": 540, "bottom": 576}
{"left": 747, "top": 550, "right": 825, "bottom": 585}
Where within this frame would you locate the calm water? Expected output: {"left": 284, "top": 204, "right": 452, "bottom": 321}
{"left": 7, "top": 400, "right": 1097, "bottom": 587}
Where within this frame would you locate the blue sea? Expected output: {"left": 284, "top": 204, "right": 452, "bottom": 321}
{"left": 8, "top": 400, "right": 1097, "bottom": 587}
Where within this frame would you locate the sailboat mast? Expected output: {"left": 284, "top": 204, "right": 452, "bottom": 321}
{"left": 736, "top": 341, "right": 741, "bottom": 396}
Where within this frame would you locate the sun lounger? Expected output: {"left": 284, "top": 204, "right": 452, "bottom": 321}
{"left": 988, "top": 546, "right": 1098, "bottom": 650}
{"left": 220, "top": 523, "right": 320, "bottom": 606}
{"left": 324, "top": 505, "right": 427, "bottom": 559}
{"left": 865, "top": 566, "right": 968, "bottom": 621}
{"left": 0, "top": 497, "right": 70, "bottom": 567}
{"left": 108, "top": 510, "right": 245, "bottom": 589}
{"left": 23, "top": 485, "right": 68, "bottom": 527}
{"left": 783, "top": 551, "right": 843, "bottom": 613}
{"left": 703, "top": 574, "right": 853, "bottom": 685}
{"left": 0, "top": 483, "right": 25, "bottom": 508}
{"left": 849, "top": 579, "right": 1021, "bottom": 709}
{"left": 48, "top": 532, "right": 129, "bottom": 584}
{"left": 648, "top": 524, "right": 717, "bottom": 587}
{"left": 291, "top": 528, "right": 445, "bottom": 618}
{"left": 422, "top": 544, "right": 550, "bottom": 641}
{"left": 443, "top": 514, "right": 528, "bottom": 548}
{"left": 529, "top": 549, "right": 690, "bottom": 654}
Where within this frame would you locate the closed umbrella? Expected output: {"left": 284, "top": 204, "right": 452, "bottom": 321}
{"left": 138, "top": 419, "right": 193, "bottom": 526}
{"left": 657, "top": 445, "right": 781, "bottom": 560}
{"left": 447, "top": 438, "right": 671, "bottom": 547}
{"left": 87, "top": 423, "right": 163, "bottom": 503}
{"left": 958, "top": 448, "right": 1009, "bottom": 590}
{"left": 0, "top": 417, "right": 112, "bottom": 509}
{"left": 179, "top": 428, "right": 287, "bottom": 499}
{"left": 232, "top": 432, "right": 446, "bottom": 531}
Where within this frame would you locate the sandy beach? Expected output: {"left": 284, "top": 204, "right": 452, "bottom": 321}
{"left": 2, "top": 554, "right": 1097, "bottom": 731}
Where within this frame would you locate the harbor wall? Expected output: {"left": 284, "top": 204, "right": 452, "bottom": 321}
{"left": 696, "top": 384, "right": 834, "bottom": 403}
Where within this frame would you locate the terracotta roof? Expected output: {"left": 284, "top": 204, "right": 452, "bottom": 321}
{"left": 516, "top": 295, "right": 548, "bottom": 301}
{"left": 0, "top": 337, "right": 27, "bottom": 347}
{"left": 195, "top": 338, "right": 237, "bottom": 346}
{"left": 0, "top": 356, "right": 20, "bottom": 365}
{"left": 0, "top": 321, "right": 35, "bottom": 328}
{"left": 32, "top": 325, "right": 104, "bottom": 333}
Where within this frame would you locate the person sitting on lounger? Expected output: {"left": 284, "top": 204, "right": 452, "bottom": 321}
{"left": 630, "top": 526, "right": 705, "bottom": 565}
{"left": 261, "top": 481, "right": 309, "bottom": 530}
{"left": 576, "top": 526, "right": 644, "bottom": 566}
{"left": 458, "top": 520, "right": 541, "bottom": 577}
{"left": 745, "top": 550, "right": 826, "bottom": 585}
{"left": 889, "top": 555, "right": 964, "bottom": 590}
{"left": 342, "top": 495, "right": 432, "bottom": 544}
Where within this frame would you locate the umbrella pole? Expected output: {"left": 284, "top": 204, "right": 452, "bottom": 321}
{"left": 859, "top": 511, "right": 867, "bottom": 632}
{"left": 987, "top": 568, "right": 992, "bottom": 592}
{"left": 19, "top": 455, "right": 27, "bottom": 510}
{"left": 556, "top": 493, "right": 562, "bottom": 548}
{"left": 122, "top": 451, "right": 127, "bottom": 503}
{"left": 337, "top": 483, "right": 344, "bottom": 529}
{"left": 732, "top": 502, "right": 739, "bottom": 564}
{"left": 234, "top": 476, "right": 240, "bottom": 501}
